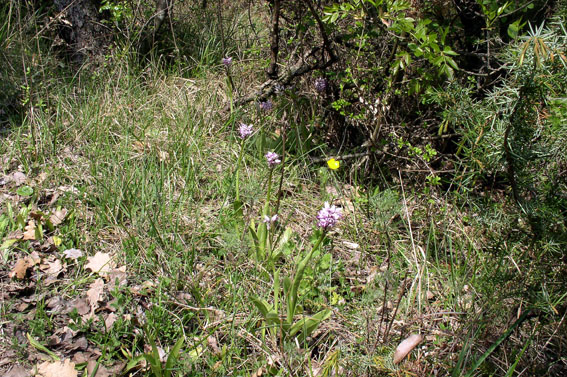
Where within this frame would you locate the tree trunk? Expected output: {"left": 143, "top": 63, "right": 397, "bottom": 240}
{"left": 54, "top": 0, "right": 110, "bottom": 63}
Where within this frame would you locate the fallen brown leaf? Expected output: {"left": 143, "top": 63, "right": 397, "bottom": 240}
{"left": 40, "top": 259, "right": 64, "bottom": 276}
{"left": 393, "top": 333, "right": 423, "bottom": 364}
{"left": 64, "top": 336, "right": 88, "bottom": 352}
{"left": 86, "top": 360, "right": 125, "bottom": 377}
{"left": 85, "top": 252, "right": 114, "bottom": 277}
{"left": 86, "top": 278, "right": 105, "bottom": 318}
{"left": 107, "top": 266, "right": 127, "bottom": 289}
{"left": 207, "top": 335, "right": 220, "bottom": 355}
{"left": 13, "top": 171, "right": 27, "bottom": 185}
{"left": 30, "top": 211, "right": 45, "bottom": 221}
{"left": 69, "top": 297, "right": 90, "bottom": 316}
{"left": 104, "top": 313, "right": 118, "bottom": 331}
{"left": 9, "top": 257, "right": 35, "bottom": 279}
{"left": 23, "top": 220, "right": 38, "bottom": 241}
{"left": 16, "top": 302, "right": 31, "bottom": 312}
{"left": 55, "top": 326, "right": 79, "bottom": 341}
{"left": 30, "top": 251, "right": 42, "bottom": 264}
{"left": 49, "top": 209, "right": 68, "bottom": 227}
{"left": 71, "top": 352, "right": 90, "bottom": 364}
{"left": 86, "top": 361, "right": 109, "bottom": 377}
{"left": 4, "top": 364, "right": 30, "bottom": 377}
{"left": 36, "top": 359, "right": 77, "bottom": 377}
{"left": 62, "top": 249, "right": 83, "bottom": 260}
{"left": 5, "top": 229, "right": 24, "bottom": 240}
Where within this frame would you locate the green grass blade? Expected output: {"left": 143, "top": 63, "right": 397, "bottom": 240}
{"left": 464, "top": 310, "right": 532, "bottom": 377}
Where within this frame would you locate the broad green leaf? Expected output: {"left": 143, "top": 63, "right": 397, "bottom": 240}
{"left": 283, "top": 276, "right": 292, "bottom": 321}
{"left": 288, "top": 309, "right": 332, "bottom": 338}
{"left": 265, "top": 311, "right": 281, "bottom": 326}
{"left": 16, "top": 186, "right": 33, "bottom": 197}
{"left": 0, "top": 238, "right": 18, "bottom": 250}
{"left": 125, "top": 355, "right": 146, "bottom": 372}
{"left": 232, "top": 200, "right": 244, "bottom": 223}
{"left": 144, "top": 353, "right": 162, "bottom": 377}
{"left": 251, "top": 295, "right": 272, "bottom": 317}
{"left": 164, "top": 336, "right": 185, "bottom": 377}
{"left": 188, "top": 345, "right": 204, "bottom": 363}
{"left": 274, "top": 269, "right": 280, "bottom": 312}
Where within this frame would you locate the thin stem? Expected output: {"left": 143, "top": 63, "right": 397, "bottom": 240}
{"left": 263, "top": 168, "right": 274, "bottom": 216}
{"left": 274, "top": 123, "right": 286, "bottom": 216}
{"left": 235, "top": 141, "right": 245, "bottom": 202}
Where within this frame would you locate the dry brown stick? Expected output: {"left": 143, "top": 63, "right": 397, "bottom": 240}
{"left": 383, "top": 272, "right": 409, "bottom": 343}
{"left": 267, "top": 0, "right": 281, "bottom": 78}
{"left": 310, "top": 151, "right": 371, "bottom": 163}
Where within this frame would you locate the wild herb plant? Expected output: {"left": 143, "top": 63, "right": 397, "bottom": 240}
{"left": 125, "top": 329, "right": 184, "bottom": 377}
{"left": 251, "top": 202, "right": 342, "bottom": 342}
{"left": 2, "top": 1, "right": 567, "bottom": 376}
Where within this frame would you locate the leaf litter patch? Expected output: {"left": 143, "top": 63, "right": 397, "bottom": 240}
{"left": 0, "top": 169, "right": 136, "bottom": 376}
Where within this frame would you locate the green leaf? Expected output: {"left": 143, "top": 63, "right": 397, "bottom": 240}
{"left": 164, "top": 336, "right": 185, "bottom": 377}
{"left": 507, "top": 19, "right": 523, "bottom": 39}
{"left": 27, "top": 333, "right": 60, "bottom": 361}
{"left": 144, "top": 353, "right": 162, "bottom": 377}
{"left": 283, "top": 276, "right": 292, "bottom": 321}
{"left": 287, "top": 234, "right": 325, "bottom": 323}
{"left": 145, "top": 331, "right": 163, "bottom": 377}
{"left": 463, "top": 310, "right": 532, "bottom": 377}
{"left": 331, "top": 12, "right": 338, "bottom": 24}
{"left": 274, "top": 227, "right": 295, "bottom": 257}
{"left": 319, "top": 253, "right": 332, "bottom": 270}
{"left": 249, "top": 221, "right": 259, "bottom": 246}
{"left": 251, "top": 295, "right": 272, "bottom": 318}
{"left": 288, "top": 309, "right": 332, "bottom": 338}
{"left": 188, "top": 345, "right": 204, "bottom": 363}
{"left": 1, "top": 238, "right": 18, "bottom": 251}
{"left": 273, "top": 269, "right": 280, "bottom": 312}
{"left": 265, "top": 310, "right": 281, "bottom": 326}
{"left": 232, "top": 200, "right": 244, "bottom": 222}
{"left": 125, "top": 355, "right": 146, "bottom": 372}
{"left": 443, "top": 46, "right": 459, "bottom": 56}
{"left": 35, "top": 222, "right": 43, "bottom": 240}
{"left": 446, "top": 56, "right": 459, "bottom": 70}
{"left": 16, "top": 186, "right": 33, "bottom": 197}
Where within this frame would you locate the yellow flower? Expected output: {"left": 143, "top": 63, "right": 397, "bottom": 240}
{"left": 327, "top": 158, "right": 340, "bottom": 170}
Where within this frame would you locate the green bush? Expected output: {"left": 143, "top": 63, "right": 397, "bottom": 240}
{"left": 430, "top": 22, "right": 567, "bottom": 239}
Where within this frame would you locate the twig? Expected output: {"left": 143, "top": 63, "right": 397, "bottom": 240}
{"left": 305, "top": 0, "right": 336, "bottom": 62}
{"left": 32, "top": 0, "right": 81, "bottom": 40}
{"left": 383, "top": 272, "right": 409, "bottom": 342}
{"left": 166, "top": 0, "right": 179, "bottom": 56}
{"left": 267, "top": 0, "right": 281, "bottom": 78}
{"left": 310, "top": 151, "right": 371, "bottom": 163}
